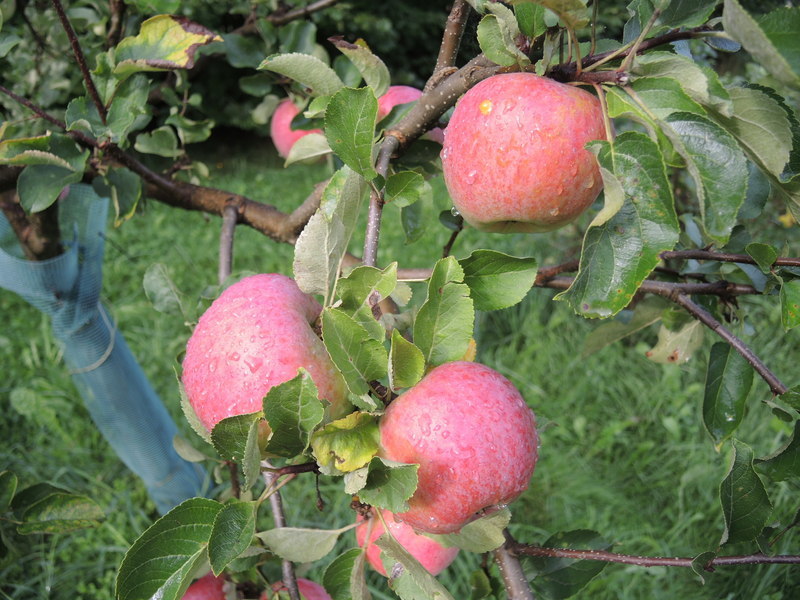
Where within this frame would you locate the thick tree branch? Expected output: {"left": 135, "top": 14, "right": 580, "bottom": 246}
{"left": 511, "top": 543, "right": 800, "bottom": 569}
{"left": 0, "top": 191, "right": 62, "bottom": 260}
{"left": 51, "top": 0, "right": 107, "bottom": 123}
{"left": 495, "top": 530, "right": 536, "bottom": 600}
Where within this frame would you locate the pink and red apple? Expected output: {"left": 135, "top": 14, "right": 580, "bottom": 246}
{"left": 441, "top": 72, "right": 605, "bottom": 233}
{"left": 266, "top": 577, "right": 332, "bottom": 599}
{"left": 377, "top": 85, "right": 444, "bottom": 143}
{"left": 355, "top": 508, "right": 459, "bottom": 576}
{"left": 182, "top": 573, "right": 225, "bottom": 600}
{"left": 378, "top": 361, "right": 539, "bottom": 534}
{"left": 270, "top": 99, "right": 323, "bottom": 159}
{"left": 182, "top": 274, "right": 349, "bottom": 432}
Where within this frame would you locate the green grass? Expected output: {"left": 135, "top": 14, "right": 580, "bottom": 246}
{"left": 2, "top": 138, "right": 799, "bottom": 599}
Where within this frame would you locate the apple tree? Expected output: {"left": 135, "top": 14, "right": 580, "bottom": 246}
{"left": 2, "top": 0, "right": 800, "bottom": 599}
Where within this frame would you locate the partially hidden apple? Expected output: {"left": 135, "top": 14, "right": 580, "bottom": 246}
{"left": 182, "top": 573, "right": 225, "bottom": 600}
{"left": 182, "top": 274, "right": 349, "bottom": 432}
{"left": 441, "top": 72, "right": 605, "bottom": 233}
{"left": 377, "top": 85, "right": 444, "bottom": 144}
{"left": 379, "top": 361, "right": 539, "bottom": 534}
{"left": 266, "top": 577, "right": 333, "bottom": 600}
{"left": 270, "top": 99, "right": 323, "bottom": 159}
{"left": 355, "top": 508, "right": 459, "bottom": 576}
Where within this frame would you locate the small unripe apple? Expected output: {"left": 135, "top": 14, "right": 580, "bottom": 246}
{"left": 379, "top": 361, "right": 538, "bottom": 534}
{"left": 355, "top": 508, "right": 459, "bottom": 576}
{"left": 182, "top": 274, "right": 349, "bottom": 432}
{"left": 270, "top": 99, "right": 323, "bottom": 159}
{"left": 182, "top": 573, "right": 225, "bottom": 600}
{"left": 266, "top": 577, "right": 332, "bottom": 600}
{"left": 441, "top": 72, "right": 605, "bottom": 233}
{"left": 377, "top": 85, "right": 444, "bottom": 143}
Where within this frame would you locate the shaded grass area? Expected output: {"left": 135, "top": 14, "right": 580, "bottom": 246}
{"left": 2, "top": 138, "right": 799, "bottom": 598}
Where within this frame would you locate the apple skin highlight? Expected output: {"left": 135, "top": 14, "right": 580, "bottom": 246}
{"left": 379, "top": 361, "right": 539, "bottom": 534}
{"left": 441, "top": 73, "right": 605, "bottom": 233}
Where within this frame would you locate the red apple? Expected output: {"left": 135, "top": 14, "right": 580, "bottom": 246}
{"left": 270, "top": 99, "right": 323, "bottom": 159}
{"left": 377, "top": 85, "right": 444, "bottom": 143}
{"left": 266, "top": 577, "right": 332, "bottom": 600}
{"left": 441, "top": 72, "right": 605, "bottom": 233}
{"left": 379, "top": 361, "right": 539, "bottom": 534}
{"left": 182, "top": 274, "right": 349, "bottom": 432}
{"left": 355, "top": 508, "right": 459, "bottom": 576}
{"left": 182, "top": 573, "right": 225, "bottom": 600}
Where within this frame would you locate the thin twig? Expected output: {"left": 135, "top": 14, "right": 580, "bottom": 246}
{"left": 424, "top": 0, "right": 471, "bottom": 93}
{"left": 362, "top": 138, "right": 398, "bottom": 268}
{"left": 495, "top": 530, "right": 536, "bottom": 600}
{"left": 512, "top": 543, "right": 800, "bottom": 569}
{"left": 661, "top": 249, "right": 800, "bottom": 269}
{"left": 263, "top": 467, "right": 300, "bottom": 600}
{"left": 51, "top": 0, "right": 108, "bottom": 123}
{"left": 267, "top": 0, "right": 340, "bottom": 26}
{"left": 218, "top": 203, "right": 238, "bottom": 285}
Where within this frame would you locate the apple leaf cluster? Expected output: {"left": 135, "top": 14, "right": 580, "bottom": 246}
{"left": 2, "top": 0, "right": 800, "bottom": 599}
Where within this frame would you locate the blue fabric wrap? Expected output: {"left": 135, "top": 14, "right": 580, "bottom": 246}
{"left": 0, "top": 184, "right": 205, "bottom": 513}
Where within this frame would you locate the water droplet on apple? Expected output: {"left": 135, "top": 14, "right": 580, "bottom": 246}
{"left": 227, "top": 351, "right": 240, "bottom": 362}
{"left": 465, "top": 170, "right": 477, "bottom": 184}
{"left": 550, "top": 207, "right": 560, "bottom": 217}
{"left": 208, "top": 360, "right": 217, "bottom": 373}
{"left": 450, "top": 207, "right": 460, "bottom": 217}
{"left": 441, "top": 430, "right": 450, "bottom": 439}
{"left": 244, "top": 356, "right": 262, "bottom": 373}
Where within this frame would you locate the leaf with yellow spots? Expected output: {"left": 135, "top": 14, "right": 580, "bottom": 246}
{"left": 778, "top": 211, "right": 796, "bottom": 227}
{"left": 645, "top": 320, "right": 703, "bottom": 365}
{"left": 780, "top": 280, "right": 800, "bottom": 330}
{"left": 114, "top": 15, "right": 221, "bottom": 79}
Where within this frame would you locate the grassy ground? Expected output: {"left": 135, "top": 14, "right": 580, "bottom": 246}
{"left": 1, "top": 136, "right": 799, "bottom": 599}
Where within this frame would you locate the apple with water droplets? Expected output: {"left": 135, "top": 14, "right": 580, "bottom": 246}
{"left": 355, "top": 508, "right": 459, "bottom": 576}
{"left": 270, "top": 99, "right": 323, "bottom": 159}
{"left": 441, "top": 72, "right": 605, "bottom": 233}
{"left": 378, "top": 361, "right": 539, "bottom": 534}
{"left": 182, "top": 274, "right": 349, "bottom": 432}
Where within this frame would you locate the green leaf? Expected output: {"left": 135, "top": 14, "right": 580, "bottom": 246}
{"left": 413, "top": 256, "right": 475, "bottom": 366}
{"left": 633, "top": 52, "right": 729, "bottom": 112}
{"left": 710, "top": 86, "right": 792, "bottom": 178}
{"left": 0, "top": 471, "right": 17, "bottom": 513}
{"left": 477, "top": 4, "right": 530, "bottom": 68}
{"left": 114, "top": 15, "right": 221, "bottom": 78}
{"left": 285, "top": 132, "right": 332, "bottom": 166}
{"left": 135, "top": 126, "right": 180, "bottom": 158}
{"left": 165, "top": 113, "right": 214, "bottom": 145}
{"left": 359, "top": 457, "right": 419, "bottom": 514}
{"left": 703, "top": 343, "right": 755, "bottom": 449}
{"left": 330, "top": 37, "right": 390, "bottom": 98}
{"left": 65, "top": 96, "right": 105, "bottom": 138}
{"left": 515, "top": 2, "right": 546, "bottom": 38}
{"left": 663, "top": 112, "right": 748, "bottom": 244}
{"left": 262, "top": 370, "right": 325, "bottom": 458}
{"left": 311, "top": 412, "right": 381, "bottom": 474}
{"left": 607, "top": 76, "right": 706, "bottom": 121}
{"left": 257, "top": 526, "right": 343, "bottom": 563}
{"left": 106, "top": 75, "right": 151, "bottom": 142}
{"left": 324, "top": 548, "right": 371, "bottom": 600}
{"left": 582, "top": 298, "right": 667, "bottom": 356}
{"left": 337, "top": 263, "right": 398, "bottom": 339}
{"left": 645, "top": 320, "right": 704, "bottom": 364}
{"left": 745, "top": 242, "right": 778, "bottom": 274}
{"left": 657, "top": 0, "right": 719, "bottom": 29}
{"left": 723, "top": 0, "right": 800, "bottom": 90}
{"left": 106, "top": 166, "right": 143, "bottom": 226}
{"left": 293, "top": 166, "right": 368, "bottom": 305}
{"left": 459, "top": 250, "right": 538, "bottom": 311}
{"left": 430, "top": 508, "right": 511, "bottom": 553}
{"left": 143, "top": 263, "right": 187, "bottom": 316}
{"left": 780, "top": 279, "right": 800, "bottom": 330}
{"left": 375, "top": 533, "right": 456, "bottom": 600}
{"left": 530, "top": 0, "right": 591, "bottom": 29}
{"left": 322, "top": 308, "right": 388, "bottom": 398}
{"left": 388, "top": 329, "right": 425, "bottom": 392}
{"left": 258, "top": 52, "right": 345, "bottom": 97}
{"left": 719, "top": 440, "right": 772, "bottom": 545}
{"left": 757, "top": 421, "right": 800, "bottom": 482}
{"left": 211, "top": 412, "right": 263, "bottom": 492}
{"left": 691, "top": 551, "right": 717, "bottom": 584}
{"left": 116, "top": 498, "right": 223, "bottom": 600}
{"left": 385, "top": 171, "right": 430, "bottom": 208}
{"left": 209, "top": 499, "right": 256, "bottom": 575}
{"left": 325, "top": 87, "right": 379, "bottom": 180}
{"left": 525, "top": 530, "right": 612, "bottom": 600}
{"left": 17, "top": 165, "right": 84, "bottom": 213}
{"left": 0, "top": 135, "right": 51, "bottom": 165}
{"left": 17, "top": 492, "right": 103, "bottom": 534}
{"left": 557, "top": 132, "right": 678, "bottom": 318}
